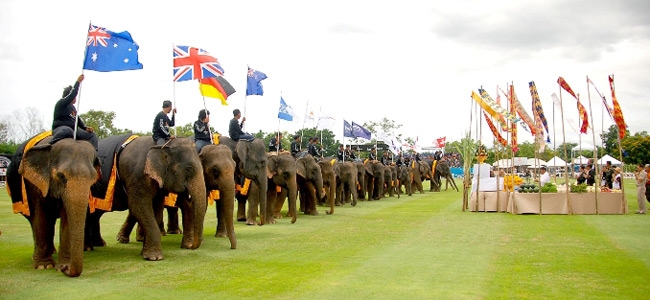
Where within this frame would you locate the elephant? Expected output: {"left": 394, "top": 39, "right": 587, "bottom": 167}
{"left": 334, "top": 161, "right": 358, "bottom": 206}
{"left": 364, "top": 161, "right": 385, "bottom": 200}
{"left": 294, "top": 154, "right": 326, "bottom": 215}
{"left": 382, "top": 165, "right": 397, "bottom": 198}
{"left": 218, "top": 136, "right": 269, "bottom": 225}
{"left": 354, "top": 161, "right": 366, "bottom": 200}
{"left": 410, "top": 160, "right": 429, "bottom": 194}
{"left": 318, "top": 159, "right": 337, "bottom": 210}
{"left": 428, "top": 159, "right": 459, "bottom": 192}
{"left": 250, "top": 152, "right": 298, "bottom": 224}
{"left": 6, "top": 136, "right": 99, "bottom": 277}
{"left": 164, "top": 144, "right": 237, "bottom": 247}
{"left": 86, "top": 135, "right": 207, "bottom": 261}
{"left": 397, "top": 164, "right": 413, "bottom": 196}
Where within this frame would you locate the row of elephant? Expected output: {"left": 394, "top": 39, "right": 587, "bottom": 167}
{"left": 6, "top": 133, "right": 457, "bottom": 277}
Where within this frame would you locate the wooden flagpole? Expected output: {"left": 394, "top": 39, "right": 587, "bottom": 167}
{"left": 586, "top": 76, "right": 599, "bottom": 214}
{"left": 558, "top": 84, "right": 572, "bottom": 214}
{"left": 172, "top": 43, "right": 177, "bottom": 136}
{"left": 243, "top": 65, "right": 248, "bottom": 131}
{"left": 474, "top": 90, "right": 482, "bottom": 212}
{"left": 74, "top": 20, "right": 92, "bottom": 140}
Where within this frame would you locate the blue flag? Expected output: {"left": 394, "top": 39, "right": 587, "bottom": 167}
{"left": 352, "top": 121, "right": 372, "bottom": 140}
{"left": 278, "top": 97, "right": 295, "bottom": 121}
{"left": 83, "top": 24, "right": 143, "bottom": 72}
{"left": 343, "top": 120, "right": 354, "bottom": 138}
{"left": 246, "top": 67, "right": 267, "bottom": 96}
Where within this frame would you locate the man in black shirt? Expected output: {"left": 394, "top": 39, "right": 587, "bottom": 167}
{"left": 368, "top": 147, "right": 377, "bottom": 161}
{"left": 395, "top": 153, "right": 403, "bottom": 166}
{"left": 337, "top": 145, "right": 345, "bottom": 161}
{"left": 193, "top": 109, "right": 211, "bottom": 152}
{"left": 585, "top": 164, "right": 596, "bottom": 186}
{"left": 51, "top": 74, "right": 99, "bottom": 150}
{"left": 269, "top": 132, "right": 283, "bottom": 152}
{"left": 228, "top": 109, "right": 254, "bottom": 142}
{"left": 381, "top": 151, "right": 390, "bottom": 165}
{"left": 290, "top": 135, "right": 301, "bottom": 157}
{"left": 307, "top": 137, "right": 321, "bottom": 158}
{"left": 152, "top": 100, "right": 176, "bottom": 146}
{"left": 345, "top": 145, "right": 356, "bottom": 161}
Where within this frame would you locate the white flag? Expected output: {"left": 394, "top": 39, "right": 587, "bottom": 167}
{"left": 317, "top": 112, "right": 335, "bottom": 130}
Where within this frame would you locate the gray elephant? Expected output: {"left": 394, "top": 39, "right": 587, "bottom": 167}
{"left": 318, "top": 159, "right": 337, "bottom": 210}
{"left": 86, "top": 135, "right": 206, "bottom": 261}
{"left": 364, "top": 161, "right": 385, "bottom": 200}
{"left": 397, "top": 164, "right": 413, "bottom": 196}
{"left": 410, "top": 161, "right": 429, "bottom": 194}
{"left": 7, "top": 135, "right": 99, "bottom": 277}
{"left": 427, "top": 159, "right": 459, "bottom": 192}
{"left": 218, "top": 136, "right": 269, "bottom": 225}
{"left": 295, "top": 154, "right": 326, "bottom": 215}
{"left": 382, "top": 165, "right": 396, "bottom": 197}
{"left": 251, "top": 153, "right": 298, "bottom": 224}
{"left": 334, "top": 161, "right": 358, "bottom": 206}
{"left": 355, "top": 161, "right": 367, "bottom": 200}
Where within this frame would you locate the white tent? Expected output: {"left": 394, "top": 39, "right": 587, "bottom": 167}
{"left": 597, "top": 154, "right": 622, "bottom": 166}
{"left": 572, "top": 155, "right": 590, "bottom": 165}
{"left": 571, "top": 143, "right": 595, "bottom": 151}
{"left": 546, "top": 156, "right": 567, "bottom": 167}
{"left": 525, "top": 158, "right": 546, "bottom": 168}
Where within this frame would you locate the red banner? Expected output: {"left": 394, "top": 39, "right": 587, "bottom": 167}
{"left": 609, "top": 75, "right": 627, "bottom": 140}
{"left": 484, "top": 113, "right": 507, "bottom": 146}
{"left": 558, "top": 77, "right": 588, "bottom": 134}
{"left": 510, "top": 85, "right": 518, "bottom": 153}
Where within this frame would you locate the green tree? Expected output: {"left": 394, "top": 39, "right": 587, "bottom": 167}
{"left": 621, "top": 132, "right": 650, "bottom": 165}
{"left": 80, "top": 110, "right": 131, "bottom": 139}
{"left": 363, "top": 117, "right": 404, "bottom": 143}
{"left": 554, "top": 142, "right": 577, "bottom": 161}
{"left": 600, "top": 124, "right": 630, "bottom": 154}
{"left": 292, "top": 127, "right": 338, "bottom": 157}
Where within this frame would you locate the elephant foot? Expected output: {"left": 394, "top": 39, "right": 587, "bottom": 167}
{"left": 272, "top": 213, "right": 283, "bottom": 219}
{"left": 116, "top": 233, "right": 130, "bottom": 244}
{"left": 215, "top": 230, "right": 227, "bottom": 238}
{"left": 181, "top": 238, "right": 194, "bottom": 249}
{"left": 266, "top": 217, "right": 277, "bottom": 225}
{"left": 92, "top": 238, "right": 106, "bottom": 247}
{"left": 237, "top": 217, "right": 247, "bottom": 222}
{"left": 167, "top": 228, "right": 182, "bottom": 235}
{"left": 352, "top": 200, "right": 357, "bottom": 206}
{"left": 141, "top": 249, "right": 164, "bottom": 261}
{"left": 305, "top": 209, "right": 319, "bottom": 216}
{"left": 246, "top": 219, "right": 257, "bottom": 226}
{"left": 335, "top": 202, "right": 342, "bottom": 206}
{"left": 33, "top": 259, "right": 56, "bottom": 270}
{"left": 56, "top": 263, "right": 80, "bottom": 277}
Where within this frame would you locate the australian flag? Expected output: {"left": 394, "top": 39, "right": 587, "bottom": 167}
{"left": 343, "top": 120, "right": 354, "bottom": 138}
{"left": 83, "top": 24, "right": 143, "bottom": 72}
{"left": 246, "top": 67, "right": 267, "bottom": 96}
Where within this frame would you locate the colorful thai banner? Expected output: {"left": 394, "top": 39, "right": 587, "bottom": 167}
{"left": 483, "top": 112, "right": 508, "bottom": 146}
{"left": 608, "top": 75, "right": 627, "bottom": 140}
{"left": 529, "top": 81, "right": 550, "bottom": 143}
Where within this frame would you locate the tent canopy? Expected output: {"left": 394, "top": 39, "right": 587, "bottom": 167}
{"left": 546, "top": 156, "right": 567, "bottom": 167}
{"left": 572, "top": 155, "right": 590, "bottom": 165}
{"left": 597, "top": 154, "right": 622, "bottom": 166}
{"left": 571, "top": 143, "right": 595, "bottom": 151}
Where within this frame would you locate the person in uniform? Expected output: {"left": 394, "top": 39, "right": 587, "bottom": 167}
{"left": 269, "top": 132, "right": 283, "bottom": 152}
{"left": 51, "top": 74, "right": 98, "bottom": 150}
{"left": 228, "top": 109, "right": 254, "bottom": 142}
{"left": 290, "top": 135, "right": 301, "bottom": 157}
{"left": 193, "top": 109, "right": 211, "bottom": 153}
{"left": 152, "top": 100, "right": 176, "bottom": 146}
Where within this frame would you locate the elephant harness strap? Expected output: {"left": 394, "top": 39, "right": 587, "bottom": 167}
{"left": 236, "top": 178, "right": 251, "bottom": 196}
{"left": 88, "top": 135, "right": 139, "bottom": 213}
{"left": 10, "top": 130, "right": 53, "bottom": 216}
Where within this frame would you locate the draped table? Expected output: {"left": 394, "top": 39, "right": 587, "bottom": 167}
{"left": 470, "top": 191, "right": 626, "bottom": 215}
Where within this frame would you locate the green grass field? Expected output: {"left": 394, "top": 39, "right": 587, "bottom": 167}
{"left": 1, "top": 182, "right": 649, "bottom": 300}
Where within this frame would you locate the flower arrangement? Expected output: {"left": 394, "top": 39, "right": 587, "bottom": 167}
{"left": 503, "top": 174, "right": 523, "bottom": 192}
{"left": 475, "top": 145, "right": 488, "bottom": 164}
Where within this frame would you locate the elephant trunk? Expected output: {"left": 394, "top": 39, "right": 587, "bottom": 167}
{"left": 219, "top": 176, "right": 237, "bottom": 249}
{"left": 288, "top": 180, "right": 298, "bottom": 223}
{"left": 327, "top": 174, "right": 336, "bottom": 213}
{"left": 314, "top": 175, "right": 327, "bottom": 215}
{"left": 60, "top": 185, "right": 91, "bottom": 277}
{"left": 257, "top": 170, "right": 268, "bottom": 225}
{"left": 190, "top": 177, "right": 207, "bottom": 249}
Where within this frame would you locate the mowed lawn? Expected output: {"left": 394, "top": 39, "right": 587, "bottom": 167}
{"left": 1, "top": 181, "right": 649, "bottom": 300}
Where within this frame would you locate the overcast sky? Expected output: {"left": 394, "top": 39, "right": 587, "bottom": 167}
{"left": 1, "top": 0, "right": 649, "bottom": 149}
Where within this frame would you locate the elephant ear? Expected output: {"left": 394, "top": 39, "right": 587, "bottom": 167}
{"left": 296, "top": 159, "right": 306, "bottom": 178}
{"left": 145, "top": 147, "right": 168, "bottom": 188}
{"left": 235, "top": 141, "right": 249, "bottom": 171}
{"left": 18, "top": 144, "right": 52, "bottom": 197}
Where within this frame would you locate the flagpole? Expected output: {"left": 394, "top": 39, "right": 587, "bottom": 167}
{"left": 300, "top": 99, "right": 309, "bottom": 146}
{"left": 172, "top": 43, "right": 177, "bottom": 136}
{"left": 610, "top": 74, "right": 627, "bottom": 212}
{"left": 553, "top": 91, "right": 557, "bottom": 184}
{"left": 558, "top": 84, "right": 571, "bottom": 214}
{"left": 74, "top": 20, "right": 92, "bottom": 140}
{"left": 277, "top": 118, "right": 281, "bottom": 155}
{"left": 243, "top": 65, "right": 248, "bottom": 131}
{"left": 586, "top": 76, "right": 600, "bottom": 213}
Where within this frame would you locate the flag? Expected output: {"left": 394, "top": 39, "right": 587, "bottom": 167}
{"left": 246, "top": 67, "right": 267, "bottom": 96}
{"left": 83, "top": 24, "right": 143, "bottom": 72}
{"left": 471, "top": 91, "right": 500, "bottom": 120}
{"left": 478, "top": 88, "right": 519, "bottom": 128}
{"left": 609, "top": 75, "right": 627, "bottom": 140}
{"left": 511, "top": 89, "right": 535, "bottom": 134}
{"left": 483, "top": 113, "right": 507, "bottom": 147}
{"left": 198, "top": 76, "right": 236, "bottom": 105}
{"left": 494, "top": 89, "right": 509, "bottom": 132}
{"left": 317, "top": 112, "right": 336, "bottom": 131}
{"left": 551, "top": 93, "right": 580, "bottom": 134}
{"left": 558, "top": 76, "right": 588, "bottom": 134}
{"left": 173, "top": 45, "right": 223, "bottom": 82}
{"left": 433, "top": 136, "right": 446, "bottom": 148}
{"left": 278, "top": 97, "right": 295, "bottom": 121}
{"left": 529, "top": 81, "right": 550, "bottom": 143}
{"left": 351, "top": 121, "right": 372, "bottom": 140}
{"left": 343, "top": 120, "right": 354, "bottom": 138}
{"left": 587, "top": 77, "right": 614, "bottom": 121}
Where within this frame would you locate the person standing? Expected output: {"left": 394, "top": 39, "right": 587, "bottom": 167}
{"left": 613, "top": 167, "right": 622, "bottom": 190}
{"left": 51, "top": 74, "right": 99, "bottom": 150}
{"left": 193, "top": 109, "right": 211, "bottom": 153}
{"left": 585, "top": 164, "right": 596, "bottom": 186}
{"left": 603, "top": 161, "right": 614, "bottom": 189}
{"left": 152, "top": 100, "right": 176, "bottom": 146}
{"left": 228, "top": 109, "right": 254, "bottom": 142}
{"left": 538, "top": 166, "right": 550, "bottom": 186}
{"left": 634, "top": 163, "right": 647, "bottom": 214}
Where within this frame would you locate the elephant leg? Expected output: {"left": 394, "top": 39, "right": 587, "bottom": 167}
{"left": 273, "top": 188, "right": 285, "bottom": 219}
{"left": 236, "top": 195, "right": 247, "bottom": 222}
{"left": 304, "top": 182, "right": 319, "bottom": 215}
{"left": 30, "top": 201, "right": 58, "bottom": 270}
{"left": 348, "top": 180, "right": 358, "bottom": 206}
{"left": 178, "top": 195, "right": 194, "bottom": 249}
{"left": 129, "top": 194, "right": 164, "bottom": 260}
{"left": 116, "top": 213, "right": 137, "bottom": 244}
{"left": 245, "top": 183, "right": 259, "bottom": 226}
{"left": 264, "top": 188, "right": 278, "bottom": 224}
{"left": 166, "top": 206, "right": 182, "bottom": 234}
{"left": 84, "top": 210, "right": 106, "bottom": 251}
{"left": 215, "top": 198, "right": 226, "bottom": 237}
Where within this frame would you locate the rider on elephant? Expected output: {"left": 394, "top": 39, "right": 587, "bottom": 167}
{"left": 369, "top": 147, "right": 377, "bottom": 161}
{"left": 395, "top": 153, "right": 404, "bottom": 166}
{"left": 337, "top": 145, "right": 345, "bottom": 161}
{"left": 193, "top": 109, "right": 211, "bottom": 153}
{"left": 152, "top": 100, "right": 176, "bottom": 146}
{"left": 51, "top": 74, "right": 98, "bottom": 150}
{"left": 307, "top": 137, "right": 322, "bottom": 159}
{"left": 345, "top": 145, "right": 357, "bottom": 161}
{"left": 290, "top": 134, "right": 301, "bottom": 157}
{"left": 268, "top": 132, "right": 283, "bottom": 152}
{"left": 381, "top": 151, "right": 391, "bottom": 166}
{"left": 228, "top": 109, "right": 254, "bottom": 142}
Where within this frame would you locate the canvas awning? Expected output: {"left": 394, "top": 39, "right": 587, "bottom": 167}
{"left": 546, "top": 156, "right": 567, "bottom": 167}
{"left": 597, "top": 154, "right": 622, "bottom": 166}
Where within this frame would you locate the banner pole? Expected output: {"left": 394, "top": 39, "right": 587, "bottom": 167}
{"left": 172, "top": 43, "right": 177, "bottom": 136}
{"left": 586, "top": 76, "right": 599, "bottom": 214}
{"left": 558, "top": 84, "right": 571, "bottom": 214}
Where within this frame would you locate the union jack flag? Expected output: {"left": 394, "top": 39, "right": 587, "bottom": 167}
{"left": 87, "top": 24, "right": 110, "bottom": 47}
{"left": 173, "top": 45, "right": 224, "bottom": 82}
